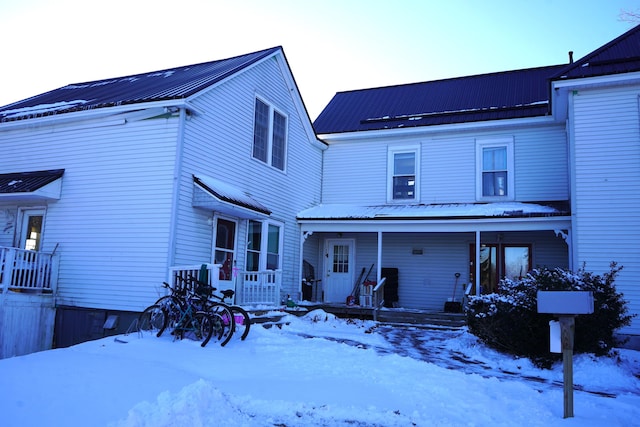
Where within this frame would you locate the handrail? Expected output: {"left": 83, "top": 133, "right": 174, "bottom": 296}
{"left": 372, "top": 277, "right": 387, "bottom": 321}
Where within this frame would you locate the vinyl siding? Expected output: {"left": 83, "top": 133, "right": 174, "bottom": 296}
{"left": 571, "top": 85, "right": 640, "bottom": 334}
{"left": 322, "top": 124, "right": 568, "bottom": 205}
{"left": 174, "top": 55, "right": 323, "bottom": 296}
{"left": 324, "top": 230, "right": 568, "bottom": 310}
{"left": 0, "top": 115, "right": 179, "bottom": 311}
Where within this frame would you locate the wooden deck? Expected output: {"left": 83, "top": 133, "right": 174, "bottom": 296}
{"left": 251, "top": 303, "right": 467, "bottom": 330}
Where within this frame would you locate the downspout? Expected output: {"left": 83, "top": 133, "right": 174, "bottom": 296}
{"left": 166, "top": 107, "right": 187, "bottom": 277}
{"left": 567, "top": 91, "right": 577, "bottom": 271}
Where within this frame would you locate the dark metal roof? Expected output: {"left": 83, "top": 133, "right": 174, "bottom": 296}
{"left": 0, "top": 169, "right": 65, "bottom": 194}
{"left": 313, "top": 65, "right": 565, "bottom": 134}
{"left": 552, "top": 24, "right": 640, "bottom": 80}
{"left": 0, "top": 47, "right": 282, "bottom": 123}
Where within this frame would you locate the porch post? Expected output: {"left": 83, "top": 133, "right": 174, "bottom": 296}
{"left": 377, "top": 231, "right": 382, "bottom": 283}
{"left": 475, "top": 231, "right": 481, "bottom": 296}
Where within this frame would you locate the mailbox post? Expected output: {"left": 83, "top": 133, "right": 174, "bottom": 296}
{"left": 537, "top": 291, "right": 594, "bottom": 418}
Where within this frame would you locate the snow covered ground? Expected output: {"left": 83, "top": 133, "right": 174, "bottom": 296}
{"left": 1, "top": 309, "right": 639, "bottom": 427}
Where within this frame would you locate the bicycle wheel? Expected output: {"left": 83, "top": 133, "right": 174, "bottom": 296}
{"left": 138, "top": 305, "right": 167, "bottom": 337}
{"left": 155, "top": 296, "right": 184, "bottom": 336}
{"left": 230, "top": 305, "right": 251, "bottom": 341}
{"left": 180, "top": 311, "right": 214, "bottom": 347}
{"left": 206, "top": 302, "right": 235, "bottom": 347}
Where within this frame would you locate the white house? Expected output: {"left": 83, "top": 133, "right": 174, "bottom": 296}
{"left": 0, "top": 47, "right": 325, "bottom": 357}
{"left": 306, "top": 25, "right": 640, "bottom": 338}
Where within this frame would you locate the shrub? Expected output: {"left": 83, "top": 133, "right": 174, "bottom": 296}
{"left": 466, "top": 262, "right": 635, "bottom": 367}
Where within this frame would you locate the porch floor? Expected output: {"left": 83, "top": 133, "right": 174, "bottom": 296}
{"left": 250, "top": 303, "right": 467, "bottom": 330}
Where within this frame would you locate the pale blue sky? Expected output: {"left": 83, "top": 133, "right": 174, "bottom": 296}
{"left": 0, "top": 0, "right": 637, "bottom": 119}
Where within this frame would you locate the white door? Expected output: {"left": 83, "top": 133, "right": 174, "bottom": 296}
{"left": 213, "top": 216, "right": 237, "bottom": 292}
{"left": 19, "top": 209, "right": 45, "bottom": 251}
{"left": 323, "top": 239, "right": 355, "bottom": 303}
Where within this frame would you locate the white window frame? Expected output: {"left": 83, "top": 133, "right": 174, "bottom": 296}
{"left": 387, "top": 145, "right": 420, "bottom": 203}
{"left": 252, "top": 97, "right": 288, "bottom": 172}
{"left": 476, "top": 137, "right": 515, "bottom": 201}
{"left": 245, "top": 219, "right": 284, "bottom": 271}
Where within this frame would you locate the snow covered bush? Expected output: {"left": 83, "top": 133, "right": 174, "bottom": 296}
{"left": 466, "top": 262, "right": 635, "bottom": 367}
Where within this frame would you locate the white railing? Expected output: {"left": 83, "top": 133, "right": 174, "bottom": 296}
{"left": 167, "top": 263, "right": 221, "bottom": 291}
{"left": 372, "top": 277, "right": 387, "bottom": 321}
{"left": 240, "top": 270, "right": 282, "bottom": 305}
{"left": 0, "top": 246, "right": 59, "bottom": 294}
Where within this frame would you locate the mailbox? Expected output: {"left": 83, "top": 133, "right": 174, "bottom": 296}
{"left": 537, "top": 291, "right": 594, "bottom": 315}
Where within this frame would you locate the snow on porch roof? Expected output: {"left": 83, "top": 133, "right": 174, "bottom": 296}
{"left": 297, "top": 202, "right": 566, "bottom": 220}
{"left": 0, "top": 169, "right": 65, "bottom": 200}
{"left": 193, "top": 174, "right": 271, "bottom": 217}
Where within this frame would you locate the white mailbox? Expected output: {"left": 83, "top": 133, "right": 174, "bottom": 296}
{"left": 537, "top": 291, "right": 594, "bottom": 315}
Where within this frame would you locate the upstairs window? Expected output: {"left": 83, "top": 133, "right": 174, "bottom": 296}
{"left": 253, "top": 98, "right": 287, "bottom": 171}
{"left": 476, "top": 138, "right": 514, "bottom": 200}
{"left": 388, "top": 146, "right": 419, "bottom": 202}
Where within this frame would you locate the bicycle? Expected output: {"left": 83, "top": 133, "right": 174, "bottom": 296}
{"left": 138, "top": 304, "right": 168, "bottom": 337}
{"left": 156, "top": 279, "right": 235, "bottom": 346}
{"left": 177, "top": 274, "right": 251, "bottom": 341}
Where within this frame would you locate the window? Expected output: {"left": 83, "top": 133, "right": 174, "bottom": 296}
{"left": 469, "top": 243, "right": 531, "bottom": 293}
{"left": 476, "top": 138, "right": 514, "bottom": 200}
{"left": 388, "top": 146, "right": 419, "bottom": 202}
{"left": 253, "top": 98, "right": 287, "bottom": 171}
{"left": 245, "top": 220, "right": 282, "bottom": 271}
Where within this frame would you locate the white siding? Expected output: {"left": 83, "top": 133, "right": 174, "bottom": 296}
{"left": 0, "top": 115, "right": 179, "bottom": 311}
{"left": 173, "top": 55, "right": 323, "bottom": 297}
{"left": 322, "top": 124, "right": 568, "bottom": 204}
{"left": 571, "top": 85, "right": 640, "bottom": 334}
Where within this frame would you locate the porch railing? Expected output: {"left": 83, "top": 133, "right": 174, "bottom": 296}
{"left": 167, "top": 264, "right": 282, "bottom": 306}
{"left": 372, "top": 277, "right": 387, "bottom": 321}
{"left": 0, "top": 246, "right": 59, "bottom": 294}
{"left": 239, "top": 270, "right": 282, "bottom": 306}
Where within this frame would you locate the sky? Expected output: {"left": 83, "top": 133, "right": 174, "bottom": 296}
{"left": 1, "top": 308, "right": 639, "bottom": 426}
{"left": 0, "top": 0, "right": 638, "bottom": 120}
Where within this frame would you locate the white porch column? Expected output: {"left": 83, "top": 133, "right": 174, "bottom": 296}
{"left": 376, "top": 231, "right": 382, "bottom": 283}
{"left": 475, "top": 230, "right": 481, "bottom": 296}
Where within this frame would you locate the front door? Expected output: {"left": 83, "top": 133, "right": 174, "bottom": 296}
{"left": 213, "top": 217, "right": 237, "bottom": 292}
{"left": 19, "top": 208, "right": 45, "bottom": 251}
{"left": 323, "top": 239, "right": 355, "bottom": 303}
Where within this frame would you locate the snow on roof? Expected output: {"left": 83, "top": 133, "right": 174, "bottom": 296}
{"left": 0, "top": 100, "right": 89, "bottom": 120}
{"left": 193, "top": 174, "right": 271, "bottom": 215}
{"left": 297, "top": 202, "right": 563, "bottom": 220}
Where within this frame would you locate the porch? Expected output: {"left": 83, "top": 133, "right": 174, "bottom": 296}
{"left": 0, "top": 246, "right": 59, "bottom": 359}
{"left": 0, "top": 246, "right": 59, "bottom": 294}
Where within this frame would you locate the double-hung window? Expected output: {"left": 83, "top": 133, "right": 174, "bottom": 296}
{"left": 476, "top": 138, "right": 514, "bottom": 200}
{"left": 246, "top": 220, "right": 283, "bottom": 271}
{"left": 253, "top": 98, "right": 287, "bottom": 171}
{"left": 388, "top": 145, "right": 420, "bottom": 202}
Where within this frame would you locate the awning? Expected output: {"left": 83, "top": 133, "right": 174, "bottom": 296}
{"left": 0, "top": 169, "right": 64, "bottom": 201}
{"left": 192, "top": 174, "right": 271, "bottom": 219}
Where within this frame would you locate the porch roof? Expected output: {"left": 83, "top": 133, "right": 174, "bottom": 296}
{"left": 297, "top": 201, "right": 571, "bottom": 233}
{"left": 192, "top": 174, "right": 271, "bottom": 219}
{"left": 0, "top": 169, "right": 64, "bottom": 201}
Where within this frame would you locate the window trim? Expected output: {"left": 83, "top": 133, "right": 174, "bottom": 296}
{"left": 252, "top": 97, "right": 288, "bottom": 172}
{"left": 387, "top": 145, "right": 420, "bottom": 203}
{"left": 476, "top": 137, "right": 514, "bottom": 201}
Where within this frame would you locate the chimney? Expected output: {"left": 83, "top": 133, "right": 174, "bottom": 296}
{"left": 568, "top": 51, "right": 574, "bottom": 64}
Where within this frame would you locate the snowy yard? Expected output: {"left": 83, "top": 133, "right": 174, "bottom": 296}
{"left": 1, "top": 309, "right": 639, "bottom": 426}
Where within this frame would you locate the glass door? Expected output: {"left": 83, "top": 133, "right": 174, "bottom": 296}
{"left": 214, "top": 217, "right": 237, "bottom": 288}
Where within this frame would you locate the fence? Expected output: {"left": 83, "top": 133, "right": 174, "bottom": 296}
{"left": 239, "top": 270, "right": 282, "bottom": 305}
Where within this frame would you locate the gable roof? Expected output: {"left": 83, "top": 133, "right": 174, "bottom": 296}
{"left": 0, "top": 47, "right": 281, "bottom": 123}
{"left": 313, "top": 65, "right": 565, "bottom": 134}
{"left": 552, "top": 24, "right": 640, "bottom": 80}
